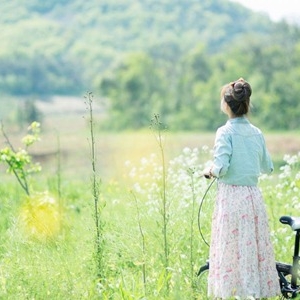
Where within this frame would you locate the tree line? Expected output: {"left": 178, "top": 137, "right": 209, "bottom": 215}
{"left": 99, "top": 34, "right": 300, "bottom": 131}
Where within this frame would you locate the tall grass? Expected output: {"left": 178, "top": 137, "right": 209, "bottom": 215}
{"left": 85, "top": 92, "right": 105, "bottom": 282}
{"left": 150, "top": 114, "right": 171, "bottom": 294}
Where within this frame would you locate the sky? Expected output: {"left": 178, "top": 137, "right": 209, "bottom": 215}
{"left": 230, "top": 0, "right": 300, "bottom": 22}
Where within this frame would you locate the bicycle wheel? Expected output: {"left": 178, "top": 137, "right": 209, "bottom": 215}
{"left": 196, "top": 264, "right": 209, "bottom": 297}
{"left": 276, "top": 262, "right": 300, "bottom": 299}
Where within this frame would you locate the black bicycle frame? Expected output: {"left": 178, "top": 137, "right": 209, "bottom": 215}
{"left": 291, "top": 230, "right": 300, "bottom": 288}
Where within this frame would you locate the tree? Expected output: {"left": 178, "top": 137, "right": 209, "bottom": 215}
{"left": 100, "top": 53, "right": 168, "bottom": 130}
{"left": 170, "top": 44, "right": 215, "bottom": 130}
{"left": 16, "top": 99, "right": 43, "bottom": 130}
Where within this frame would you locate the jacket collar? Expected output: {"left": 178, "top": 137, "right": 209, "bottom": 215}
{"left": 227, "top": 116, "right": 249, "bottom": 124}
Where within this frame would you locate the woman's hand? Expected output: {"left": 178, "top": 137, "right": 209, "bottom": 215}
{"left": 203, "top": 167, "right": 214, "bottom": 179}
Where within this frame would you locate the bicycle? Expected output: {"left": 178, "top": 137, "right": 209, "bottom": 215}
{"left": 197, "top": 215, "right": 300, "bottom": 299}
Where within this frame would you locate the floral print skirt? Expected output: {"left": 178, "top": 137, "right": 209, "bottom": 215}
{"left": 207, "top": 183, "right": 280, "bottom": 299}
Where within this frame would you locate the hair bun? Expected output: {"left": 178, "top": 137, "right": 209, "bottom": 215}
{"left": 232, "top": 81, "right": 252, "bottom": 101}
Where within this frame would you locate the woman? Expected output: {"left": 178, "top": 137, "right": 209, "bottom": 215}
{"left": 204, "top": 78, "right": 280, "bottom": 299}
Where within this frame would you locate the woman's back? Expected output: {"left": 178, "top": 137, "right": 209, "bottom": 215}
{"left": 216, "top": 116, "right": 273, "bottom": 186}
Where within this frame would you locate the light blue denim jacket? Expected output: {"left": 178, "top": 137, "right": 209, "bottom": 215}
{"left": 211, "top": 116, "right": 273, "bottom": 186}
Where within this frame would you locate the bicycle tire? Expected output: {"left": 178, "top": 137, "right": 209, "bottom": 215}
{"left": 196, "top": 261, "right": 299, "bottom": 299}
{"left": 196, "top": 262, "right": 209, "bottom": 297}
{"left": 276, "top": 262, "right": 300, "bottom": 299}
{"left": 196, "top": 267, "right": 208, "bottom": 297}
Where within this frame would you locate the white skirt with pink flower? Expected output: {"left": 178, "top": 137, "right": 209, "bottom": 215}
{"left": 207, "top": 182, "right": 280, "bottom": 299}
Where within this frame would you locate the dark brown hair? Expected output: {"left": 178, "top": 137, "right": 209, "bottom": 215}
{"left": 221, "top": 78, "right": 252, "bottom": 116}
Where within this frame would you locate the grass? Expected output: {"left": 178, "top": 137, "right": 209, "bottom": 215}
{"left": 0, "top": 108, "right": 300, "bottom": 299}
{"left": 1, "top": 112, "right": 298, "bottom": 181}
{"left": 1, "top": 157, "right": 298, "bottom": 299}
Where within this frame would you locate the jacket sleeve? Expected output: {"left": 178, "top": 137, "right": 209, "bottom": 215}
{"left": 211, "top": 128, "right": 232, "bottom": 177}
{"left": 260, "top": 135, "right": 274, "bottom": 174}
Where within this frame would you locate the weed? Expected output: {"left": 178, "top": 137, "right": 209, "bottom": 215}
{"left": 0, "top": 121, "right": 41, "bottom": 195}
{"left": 150, "top": 113, "right": 170, "bottom": 294}
{"left": 85, "top": 91, "right": 105, "bottom": 281}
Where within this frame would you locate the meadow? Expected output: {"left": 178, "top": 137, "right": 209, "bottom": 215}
{"left": 0, "top": 99, "right": 300, "bottom": 299}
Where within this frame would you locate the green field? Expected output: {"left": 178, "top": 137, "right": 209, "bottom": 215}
{"left": 1, "top": 108, "right": 300, "bottom": 299}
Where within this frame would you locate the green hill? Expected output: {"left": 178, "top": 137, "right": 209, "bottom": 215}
{"left": 1, "top": 0, "right": 300, "bottom": 131}
{"left": 0, "top": 0, "right": 290, "bottom": 96}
